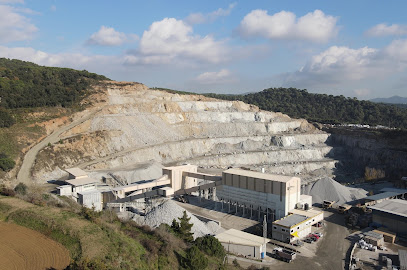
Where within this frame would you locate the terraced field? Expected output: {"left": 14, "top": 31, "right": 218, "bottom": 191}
{"left": 0, "top": 221, "right": 70, "bottom": 270}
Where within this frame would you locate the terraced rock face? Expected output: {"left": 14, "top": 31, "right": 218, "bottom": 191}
{"left": 33, "top": 81, "right": 339, "bottom": 184}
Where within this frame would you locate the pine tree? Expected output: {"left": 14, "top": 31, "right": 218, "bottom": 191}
{"left": 178, "top": 210, "right": 194, "bottom": 242}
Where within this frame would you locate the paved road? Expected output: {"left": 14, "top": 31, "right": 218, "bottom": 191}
{"left": 231, "top": 211, "right": 350, "bottom": 270}
{"left": 16, "top": 108, "right": 102, "bottom": 183}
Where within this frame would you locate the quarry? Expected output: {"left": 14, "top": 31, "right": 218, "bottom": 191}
{"left": 15, "top": 81, "right": 407, "bottom": 269}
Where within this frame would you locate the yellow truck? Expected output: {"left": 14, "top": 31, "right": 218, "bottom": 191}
{"left": 338, "top": 204, "right": 352, "bottom": 214}
{"left": 323, "top": 200, "right": 335, "bottom": 209}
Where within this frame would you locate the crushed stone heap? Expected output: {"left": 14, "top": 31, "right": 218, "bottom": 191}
{"left": 135, "top": 200, "right": 223, "bottom": 239}
{"left": 303, "top": 177, "right": 368, "bottom": 205}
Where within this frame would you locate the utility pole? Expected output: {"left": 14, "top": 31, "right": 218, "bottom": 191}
{"left": 263, "top": 214, "right": 267, "bottom": 260}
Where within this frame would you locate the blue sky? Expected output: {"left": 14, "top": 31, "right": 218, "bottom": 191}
{"left": 1, "top": 0, "right": 407, "bottom": 99}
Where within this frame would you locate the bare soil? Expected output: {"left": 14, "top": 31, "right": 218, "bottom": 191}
{"left": 0, "top": 221, "right": 70, "bottom": 270}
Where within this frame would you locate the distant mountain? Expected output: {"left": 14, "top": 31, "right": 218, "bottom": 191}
{"left": 371, "top": 96, "right": 407, "bottom": 104}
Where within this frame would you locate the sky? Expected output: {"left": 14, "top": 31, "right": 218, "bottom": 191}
{"left": 1, "top": 1, "right": 407, "bottom": 99}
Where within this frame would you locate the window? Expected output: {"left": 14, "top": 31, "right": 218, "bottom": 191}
{"left": 291, "top": 229, "right": 294, "bottom": 233}
{"left": 273, "top": 226, "right": 277, "bottom": 230}
{"left": 281, "top": 228, "right": 286, "bottom": 232}
{"left": 297, "top": 227, "right": 299, "bottom": 230}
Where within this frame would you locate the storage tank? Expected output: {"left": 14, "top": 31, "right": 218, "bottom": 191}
{"left": 304, "top": 203, "right": 309, "bottom": 210}
{"left": 296, "top": 202, "right": 303, "bottom": 209}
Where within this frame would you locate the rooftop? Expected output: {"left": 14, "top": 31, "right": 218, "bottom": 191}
{"left": 379, "top": 187, "right": 407, "bottom": 194}
{"left": 223, "top": 168, "right": 298, "bottom": 183}
{"left": 65, "top": 168, "right": 87, "bottom": 177}
{"left": 364, "top": 191, "right": 401, "bottom": 201}
{"left": 368, "top": 199, "right": 407, "bottom": 218}
{"left": 215, "top": 229, "right": 269, "bottom": 246}
{"left": 65, "top": 177, "right": 99, "bottom": 187}
{"left": 273, "top": 214, "right": 308, "bottom": 228}
{"left": 289, "top": 208, "right": 323, "bottom": 218}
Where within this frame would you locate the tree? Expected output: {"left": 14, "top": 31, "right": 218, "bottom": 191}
{"left": 183, "top": 245, "right": 208, "bottom": 270}
{"left": 195, "top": 235, "right": 225, "bottom": 258}
{"left": 178, "top": 210, "right": 194, "bottom": 242}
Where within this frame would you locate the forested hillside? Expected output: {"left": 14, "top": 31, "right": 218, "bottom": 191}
{"left": 0, "top": 58, "right": 109, "bottom": 173}
{"left": 204, "top": 88, "right": 407, "bottom": 129}
{"left": 0, "top": 58, "right": 108, "bottom": 111}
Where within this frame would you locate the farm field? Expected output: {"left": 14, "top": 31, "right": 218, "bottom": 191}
{"left": 0, "top": 221, "right": 70, "bottom": 270}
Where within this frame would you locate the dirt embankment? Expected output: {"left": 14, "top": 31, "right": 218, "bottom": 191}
{"left": 0, "top": 221, "right": 70, "bottom": 270}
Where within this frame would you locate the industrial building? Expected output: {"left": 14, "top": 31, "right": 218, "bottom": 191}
{"left": 272, "top": 208, "right": 323, "bottom": 242}
{"left": 57, "top": 168, "right": 99, "bottom": 198}
{"left": 364, "top": 188, "right": 407, "bottom": 206}
{"left": 215, "top": 229, "right": 268, "bottom": 259}
{"left": 217, "top": 168, "right": 308, "bottom": 220}
{"left": 368, "top": 199, "right": 407, "bottom": 235}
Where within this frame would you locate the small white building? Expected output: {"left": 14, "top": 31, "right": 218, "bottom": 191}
{"left": 215, "top": 229, "right": 269, "bottom": 259}
{"left": 78, "top": 190, "right": 103, "bottom": 211}
{"left": 272, "top": 208, "right": 323, "bottom": 243}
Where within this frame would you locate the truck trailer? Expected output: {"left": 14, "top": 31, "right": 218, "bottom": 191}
{"left": 272, "top": 247, "right": 296, "bottom": 263}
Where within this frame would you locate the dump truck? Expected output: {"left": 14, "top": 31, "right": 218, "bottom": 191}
{"left": 272, "top": 247, "right": 296, "bottom": 263}
{"left": 338, "top": 204, "right": 352, "bottom": 214}
{"left": 323, "top": 200, "right": 335, "bottom": 209}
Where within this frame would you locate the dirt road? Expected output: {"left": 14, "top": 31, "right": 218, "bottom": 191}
{"left": 16, "top": 108, "right": 102, "bottom": 183}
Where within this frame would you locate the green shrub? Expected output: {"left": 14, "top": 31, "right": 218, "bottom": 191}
{"left": 195, "top": 235, "right": 225, "bottom": 258}
{"left": 14, "top": 182, "right": 27, "bottom": 195}
{"left": 0, "top": 109, "right": 15, "bottom": 127}
{"left": 0, "top": 155, "right": 15, "bottom": 171}
{"left": 183, "top": 245, "right": 208, "bottom": 270}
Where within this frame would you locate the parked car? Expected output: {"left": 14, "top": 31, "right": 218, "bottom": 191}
{"left": 314, "top": 232, "right": 323, "bottom": 238}
{"left": 304, "top": 238, "right": 313, "bottom": 244}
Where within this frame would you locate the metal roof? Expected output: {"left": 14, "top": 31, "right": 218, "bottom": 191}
{"left": 399, "top": 249, "right": 407, "bottom": 270}
{"left": 289, "top": 208, "right": 323, "bottom": 218}
{"left": 379, "top": 187, "right": 407, "bottom": 194}
{"left": 215, "top": 229, "right": 269, "bottom": 247}
{"left": 65, "top": 168, "right": 87, "bottom": 177}
{"left": 364, "top": 192, "right": 401, "bottom": 201}
{"left": 368, "top": 199, "right": 407, "bottom": 218}
{"left": 65, "top": 177, "right": 99, "bottom": 187}
{"left": 273, "top": 214, "right": 308, "bottom": 227}
{"left": 223, "top": 168, "right": 298, "bottom": 183}
{"left": 364, "top": 231, "right": 383, "bottom": 239}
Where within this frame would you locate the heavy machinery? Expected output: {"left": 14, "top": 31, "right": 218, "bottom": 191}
{"left": 338, "top": 204, "right": 352, "bottom": 214}
{"left": 323, "top": 200, "right": 335, "bottom": 209}
{"left": 272, "top": 247, "right": 296, "bottom": 263}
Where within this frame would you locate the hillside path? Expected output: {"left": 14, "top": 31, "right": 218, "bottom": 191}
{"left": 17, "top": 108, "right": 102, "bottom": 183}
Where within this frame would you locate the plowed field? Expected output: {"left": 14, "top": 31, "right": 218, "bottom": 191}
{"left": 0, "top": 221, "right": 70, "bottom": 270}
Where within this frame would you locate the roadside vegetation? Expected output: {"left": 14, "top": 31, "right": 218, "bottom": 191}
{"left": 0, "top": 184, "right": 232, "bottom": 269}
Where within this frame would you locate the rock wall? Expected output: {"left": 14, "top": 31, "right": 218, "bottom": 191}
{"left": 33, "top": 81, "right": 343, "bottom": 183}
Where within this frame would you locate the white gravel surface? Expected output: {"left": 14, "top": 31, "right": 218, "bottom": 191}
{"left": 303, "top": 177, "right": 368, "bottom": 205}
{"left": 135, "top": 200, "right": 223, "bottom": 239}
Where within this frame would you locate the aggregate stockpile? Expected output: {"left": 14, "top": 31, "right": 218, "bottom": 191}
{"left": 33, "top": 81, "right": 343, "bottom": 185}
{"left": 303, "top": 177, "right": 368, "bottom": 205}
{"left": 134, "top": 200, "right": 223, "bottom": 239}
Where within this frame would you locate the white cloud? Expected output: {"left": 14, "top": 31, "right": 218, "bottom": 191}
{"left": 50, "top": 5, "right": 56, "bottom": 12}
{"left": 185, "top": 3, "right": 236, "bottom": 24}
{"left": 279, "top": 39, "right": 407, "bottom": 92}
{"left": 239, "top": 9, "right": 338, "bottom": 43}
{"left": 353, "top": 88, "right": 371, "bottom": 98}
{"left": 195, "top": 69, "right": 235, "bottom": 84}
{"left": 366, "top": 23, "right": 407, "bottom": 37}
{"left": 87, "top": 26, "right": 137, "bottom": 46}
{"left": 0, "top": 4, "right": 37, "bottom": 43}
{"left": 0, "top": 45, "right": 115, "bottom": 68}
{"left": 128, "top": 18, "right": 227, "bottom": 65}
{"left": 0, "top": 0, "right": 24, "bottom": 3}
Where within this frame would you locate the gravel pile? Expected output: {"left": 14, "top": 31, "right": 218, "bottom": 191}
{"left": 303, "top": 177, "right": 368, "bottom": 205}
{"left": 136, "top": 200, "right": 222, "bottom": 239}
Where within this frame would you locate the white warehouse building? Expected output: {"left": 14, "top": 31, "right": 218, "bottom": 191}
{"left": 217, "top": 168, "right": 309, "bottom": 220}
